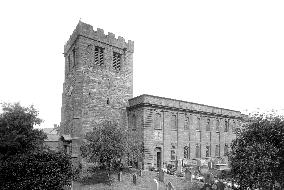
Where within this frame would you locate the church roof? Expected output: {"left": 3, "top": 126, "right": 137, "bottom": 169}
{"left": 128, "top": 94, "right": 242, "bottom": 119}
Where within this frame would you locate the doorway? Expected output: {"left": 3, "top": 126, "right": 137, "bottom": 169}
{"left": 154, "top": 147, "right": 162, "bottom": 170}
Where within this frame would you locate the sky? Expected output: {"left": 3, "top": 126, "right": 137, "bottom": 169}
{"left": 0, "top": 0, "right": 284, "bottom": 128}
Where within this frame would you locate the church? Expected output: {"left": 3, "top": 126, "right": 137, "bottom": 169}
{"left": 60, "top": 21, "right": 243, "bottom": 170}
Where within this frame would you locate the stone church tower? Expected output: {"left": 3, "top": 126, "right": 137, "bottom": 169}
{"left": 60, "top": 21, "right": 134, "bottom": 137}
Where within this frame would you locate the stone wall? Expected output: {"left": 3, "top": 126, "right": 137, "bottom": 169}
{"left": 128, "top": 94, "right": 242, "bottom": 169}
{"left": 61, "top": 21, "right": 134, "bottom": 137}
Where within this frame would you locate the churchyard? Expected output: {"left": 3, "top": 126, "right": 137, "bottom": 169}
{"left": 72, "top": 165, "right": 236, "bottom": 190}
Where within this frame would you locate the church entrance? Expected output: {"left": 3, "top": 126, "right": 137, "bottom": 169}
{"left": 154, "top": 147, "right": 162, "bottom": 169}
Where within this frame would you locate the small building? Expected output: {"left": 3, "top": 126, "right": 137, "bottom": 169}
{"left": 42, "top": 127, "right": 60, "bottom": 151}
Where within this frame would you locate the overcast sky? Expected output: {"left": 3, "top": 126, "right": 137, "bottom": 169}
{"left": 1, "top": 0, "right": 283, "bottom": 128}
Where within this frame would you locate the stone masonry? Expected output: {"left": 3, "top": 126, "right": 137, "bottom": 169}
{"left": 127, "top": 94, "right": 243, "bottom": 169}
{"left": 61, "top": 21, "right": 134, "bottom": 139}
{"left": 60, "top": 21, "right": 243, "bottom": 169}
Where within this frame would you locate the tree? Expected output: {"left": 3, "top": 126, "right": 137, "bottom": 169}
{"left": 0, "top": 103, "right": 73, "bottom": 189}
{"left": 229, "top": 112, "right": 284, "bottom": 189}
{"left": 0, "top": 102, "right": 46, "bottom": 159}
{"left": 81, "top": 121, "right": 128, "bottom": 171}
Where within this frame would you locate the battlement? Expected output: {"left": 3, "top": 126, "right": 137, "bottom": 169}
{"left": 64, "top": 21, "right": 134, "bottom": 53}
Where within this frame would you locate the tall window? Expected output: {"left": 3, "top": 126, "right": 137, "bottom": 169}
{"left": 216, "top": 119, "right": 220, "bottom": 132}
{"left": 196, "top": 144, "right": 201, "bottom": 158}
{"left": 68, "top": 54, "right": 71, "bottom": 71}
{"left": 196, "top": 131, "right": 201, "bottom": 142}
{"left": 215, "top": 144, "right": 220, "bottom": 157}
{"left": 217, "top": 132, "right": 220, "bottom": 143}
{"left": 206, "top": 145, "right": 211, "bottom": 157}
{"left": 197, "top": 117, "right": 201, "bottom": 130}
{"left": 132, "top": 114, "right": 137, "bottom": 131}
{"left": 184, "top": 146, "right": 190, "bottom": 159}
{"left": 113, "top": 52, "right": 121, "bottom": 71}
{"left": 206, "top": 118, "right": 210, "bottom": 131}
{"left": 94, "top": 46, "right": 104, "bottom": 65}
{"left": 72, "top": 48, "right": 76, "bottom": 67}
{"left": 154, "top": 113, "right": 162, "bottom": 130}
{"left": 184, "top": 117, "right": 190, "bottom": 130}
{"left": 224, "top": 144, "right": 228, "bottom": 156}
{"left": 232, "top": 121, "right": 236, "bottom": 133}
{"left": 171, "top": 115, "right": 177, "bottom": 131}
{"left": 224, "top": 120, "right": 229, "bottom": 132}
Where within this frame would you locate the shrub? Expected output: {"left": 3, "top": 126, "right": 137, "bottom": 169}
{"left": 0, "top": 151, "right": 73, "bottom": 190}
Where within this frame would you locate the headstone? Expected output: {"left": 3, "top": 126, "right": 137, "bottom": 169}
{"left": 177, "top": 159, "right": 182, "bottom": 173}
{"left": 118, "top": 171, "right": 122, "bottom": 182}
{"left": 152, "top": 179, "right": 159, "bottom": 190}
{"left": 212, "top": 184, "right": 217, "bottom": 190}
{"left": 132, "top": 173, "right": 137, "bottom": 185}
{"left": 166, "top": 182, "right": 175, "bottom": 190}
{"left": 138, "top": 169, "right": 142, "bottom": 176}
{"left": 216, "top": 181, "right": 225, "bottom": 190}
{"left": 185, "top": 168, "right": 191, "bottom": 181}
{"left": 201, "top": 183, "right": 212, "bottom": 190}
{"left": 158, "top": 170, "right": 164, "bottom": 182}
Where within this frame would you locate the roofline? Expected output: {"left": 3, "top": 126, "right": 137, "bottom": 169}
{"left": 129, "top": 94, "right": 241, "bottom": 113}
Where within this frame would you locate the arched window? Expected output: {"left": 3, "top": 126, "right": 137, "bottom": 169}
{"left": 206, "top": 118, "right": 210, "bottom": 131}
{"left": 206, "top": 145, "right": 211, "bottom": 157}
{"left": 224, "top": 120, "right": 229, "bottom": 132}
{"left": 154, "top": 113, "right": 162, "bottom": 130}
{"left": 184, "top": 117, "right": 190, "bottom": 130}
{"left": 215, "top": 144, "right": 220, "bottom": 157}
{"left": 171, "top": 115, "right": 177, "bottom": 131}
{"left": 224, "top": 144, "right": 228, "bottom": 156}
{"left": 216, "top": 119, "right": 220, "bottom": 132}
{"left": 196, "top": 144, "right": 201, "bottom": 158}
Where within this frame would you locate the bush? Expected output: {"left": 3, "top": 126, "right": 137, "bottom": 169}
{"left": 0, "top": 151, "right": 73, "bottom": 190}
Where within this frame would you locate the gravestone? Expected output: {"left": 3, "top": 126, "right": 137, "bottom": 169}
{"left": 201, "top": 183, "right": 213, "bottom": 190}
{"left": 132, "top": 173, "right": 137, "bottom": 185}
{"left": 138, "top": 169, "right": 142, "bottom": 176}
{"left": 118, "top": 171, "right": 122, "bottom": 181}
{"left": 166, "top": 182, "right": 175, "bottom": 190}
{"left": 216, "top": 181, "right": 225, "bottom": 190}
{"left": 152, "top": 179, "right": 159, "bottom": 190}
{"left": 177, "top": 159, "right": 182, "bottom": 174}
{"left": 158, "top": 170, "right": 164, "bottom": 182}
{"left": 185, "top": 168, "right": 191, "bottom": 181}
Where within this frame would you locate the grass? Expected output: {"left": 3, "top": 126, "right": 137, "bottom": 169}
{"left": 73, "top": 168, "right": 204, "bottom": 190}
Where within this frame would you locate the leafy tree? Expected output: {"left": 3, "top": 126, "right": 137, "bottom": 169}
{"left": 0, "top": 103, "right": 46, "bottom": 159}
{"left": 0, "top": 103, "right": 73, "bottom": 189}
{"left": 229, "top": 112, "right": 284, "bottom": 189}
{"left": 81, "top": 121, "right": 128, "bottom": 171}
{"left": 0, "top": 151, "right": 73, "bottom": 190}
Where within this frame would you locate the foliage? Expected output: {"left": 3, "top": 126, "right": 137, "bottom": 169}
{"left": 229, "top": 112, "right": 284, "bottom": 189}
{"left": 0, "top": 103, "right": 46, "bottom": 160}
{"left": 0, "top": 151, "right": 73, "bottom": 190}
{"left": 81, "top": 121, "right": 128, "bottom": 171}
{"left": 0, "top": 103, "right": 73, "bottom": 189}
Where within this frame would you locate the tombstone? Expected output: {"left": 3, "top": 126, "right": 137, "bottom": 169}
{"left": 216, "top": 181, "right": 225, "bottom": 190}
{"left": 212, "top": 184, "right": 217, "bottom": 190}
{"left": 158, "top": 170, "right": 164, "bottom": 182}
{"left": 166, "top": 182, "right": 175, "bottom": 190}
{"left": 138, "top": 169, "right": 142, "bottom": 177}
{"left": 177, "top": 159, "right": 183, "bottom": 174}
{"left": 118, "top": 171, "right": 122, "bottom": 182}
{"left": 152, "top": 179, "right": 159, "bottom": 190}
{"left": 185, "top": 168, "right": 192, "bottom": 181}
{"left": 132, "top": 173, "right": 137, "bottom": 185}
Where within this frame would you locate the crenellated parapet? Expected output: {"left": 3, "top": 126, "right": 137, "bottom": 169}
{"left": 64, "top": 21, "right": 134, "bottom": 54}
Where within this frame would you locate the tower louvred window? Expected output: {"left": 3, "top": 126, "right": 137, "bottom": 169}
{"left": 113, "top": 52, "right": 121, "bottom": 71}
{"left": 94, "top": 46, "right": 104, "bottom": 65}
